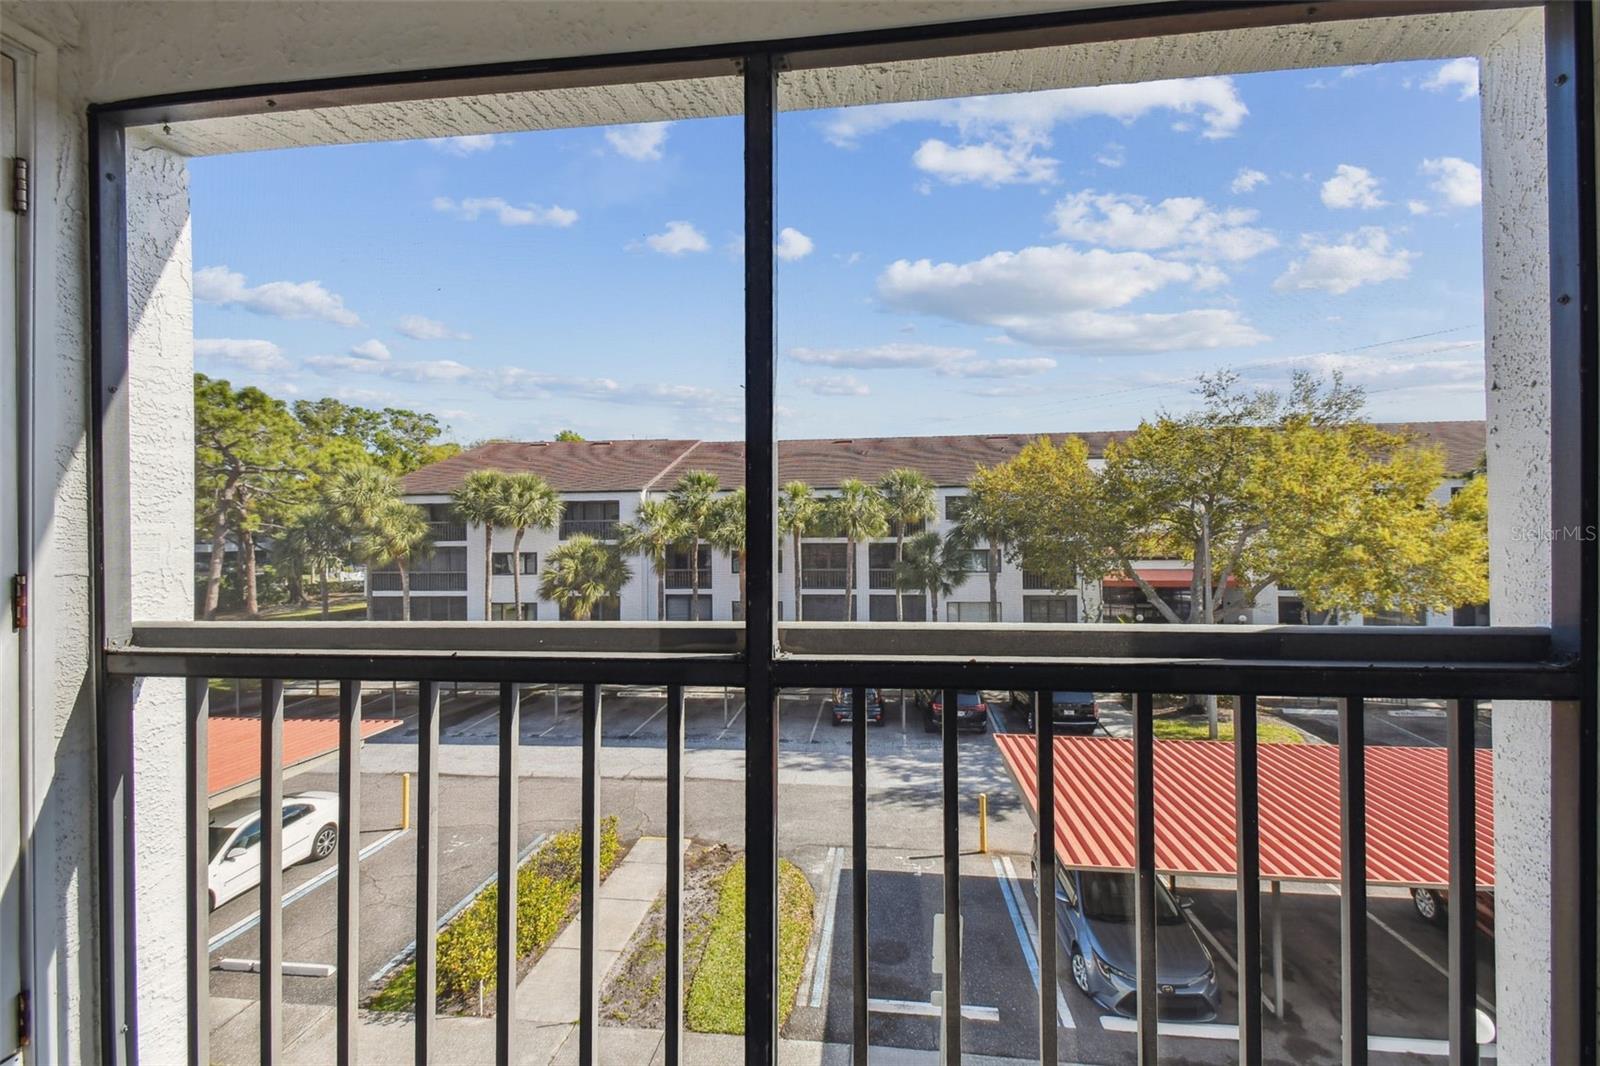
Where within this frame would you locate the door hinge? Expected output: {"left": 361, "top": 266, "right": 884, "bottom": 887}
{"left": 11, "top": 157, "right": 28, "bottom": 215}
{"left": 11, "top": 574, "right": 26, "bottom": 630}
{"left": 16, "top": 988, "right": 30, "bottom": 1047}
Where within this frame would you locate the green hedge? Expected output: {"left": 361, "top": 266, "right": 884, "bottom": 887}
{"left": 372, "top": 817, "right": 620, "bottom": 1013}
{"left": 684, "top": 857, "right": 815, "bottom": 1035}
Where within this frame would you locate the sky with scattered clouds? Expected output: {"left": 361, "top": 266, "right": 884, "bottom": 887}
{"left": 190, "top": 57, "right": 1485, "bottom": 443}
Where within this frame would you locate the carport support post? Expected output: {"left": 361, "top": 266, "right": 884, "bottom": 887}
{"left": 1272, "top": 880, "right": 1284, "bottom": 1015}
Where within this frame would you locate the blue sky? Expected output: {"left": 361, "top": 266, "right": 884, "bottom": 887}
{"left": 190, "top": 56, "right": 1485, "bottom": 443}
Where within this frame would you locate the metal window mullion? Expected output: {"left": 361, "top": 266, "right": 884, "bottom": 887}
{"left": 1235, "top": 693, "right": 1263, "bottom": 1066}
{"left": 1447, "top": 699, "right": 1478, "bottom": 1066}
{"left": 495, "top": 682, "right": 520, "bottom": 1063}
{"left": 186, "top": 677, "right": 210, "bottom": 1066}
{"left": 1132, "top": 691, "right": 1157, "bottom": 1065}
{"left": 665, "top": 684, "right": 685, "bottom": 1066}
{"left": 851, "top": 685, "right": 869, "bottom": 1064}
{"left": 941, "top": 687, "right": 961, "bottom": 1064}
{"left": 580, "top": 683, "right": 601, "bottom": 1064}
{"left": 1339, "top": 696, "right": 1368, "bottom": 1066}
{"left": 415, "top": 681, "right": 440, "bottom": 1064}
{"left": 1034, "top": 690, "right": 1057, "bottom": 1066}
{"left": 336, "top": 680, "right": 362, "bottom": 1066}
{"left": 260, "top": 678, "right": 285, "bottom": 1065}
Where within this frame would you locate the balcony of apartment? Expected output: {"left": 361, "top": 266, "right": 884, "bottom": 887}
{"left": 558, "top": 518, "right": 620, "bottom": 541}
{"left": 425, "top": 519, "right": 467, "bottom": 543}
{"left": 662, "top": 567, "right": 713, "bottom": 590}
{"left": 369, "top": 571, "right": 469, "bottom": 593}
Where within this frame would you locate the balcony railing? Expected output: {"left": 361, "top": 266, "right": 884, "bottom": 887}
{"left": 801, "top": 568, "right": 846, "bottom": 590}
{"left": 425, "top": 520, "right": 467, "bottom": 542}
{"left": 560, "top": 519, "right": 619, "bottom": 540}
{"left": 663, "top": 568, "right": 713, "bottom": 590}
{"left": 868, "top": 568, "right": 897, "bottom": 590}
{"left": 370, "top": 571, "right": 468, "bottom": 592}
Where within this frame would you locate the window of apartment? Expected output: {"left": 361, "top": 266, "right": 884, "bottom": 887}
{"left": 946, "top": 601, "right": 999, "bottom": 623}
{"left": 368, "top": 596, "right": 468, "bottom": 622}
{"left": 801, "top": 594, "right": 851, "bottom": 622}
{"left": 1454, "top": 602, "right": 1491, "bottom": 627}
{"left": 943, "top": 495, "right": 969, "bottom": 521}
{"left": 1023, "top": 596, "right": 1076, "bottom": 624}
{"left": 491, "top": 603, "right": 538, "bottom": 621}
{"left": 955, "top": 548, "right": 993, "bottom": 574}
{"left": 1102, "top": 586, "right": 1190, "bottom": 623}
{"left": 665, "top": 594, "right": 715, "bottom": 621}
{"left": 560, "top": 597, "right": 621, "bottom": 622}
{"left": 561, "top": 500, "right": 622, "bottom": 540}
{"left": 731, "top": 601, "right": 745, "bottom": 621}
{"left": 491, "top": 551, "right": 538, "bottom": 576}
{"left": 869, "top": 593, "right": 927, "bottom": 621}
{"left": 1364, "top": 608, "right": 1428, "bottom": 627}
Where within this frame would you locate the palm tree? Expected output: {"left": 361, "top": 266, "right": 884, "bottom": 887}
{"left": 950, "top": 490, "right": 1010, "bottom": 623}
{"left": 326, "top": 465, "right": 431, "bottom": 621}
{"left": 876, "top": 468, "right": 937, "bottom": 621}
{"left": 896, "top": 530, "right": 963, "bottom": 622}
{"left": 826, "top": 479, "right": 888, "bottom": 621}
{"left": 710, "top": 488, "right": 747, "bottom": 618}
{"left": 278, "top": 505, "right": 351, "bottom": 619}
{"left": 778, "top": 481, "right": 821, "bottom": 621}
{"left": 452, "top": 470, "right": 511, "bottom": 621}
{"left": 667, "top": 470, "right": 722, "bottom": 621}
{"left": 540, "top": 535, "right": 632, "bottom": 620}
{"left": 617, "top": 497, "right": 687, "bottom": 620}
{"left": 495, "top": 472, "right": 562, "bottom": 622}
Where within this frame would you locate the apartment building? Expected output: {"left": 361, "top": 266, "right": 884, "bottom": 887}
{"left": 386, "top": 421, "right": 1488, "bottom": 626}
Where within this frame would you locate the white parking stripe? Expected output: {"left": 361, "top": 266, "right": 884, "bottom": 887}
{"left": 627, "top": 701, "right": 669, "bottom": 739}
{"left": 992, "top": 856, "right": 1075, "bottom": 1029}
{"left": 804, "top": 847, "right": 844, "bottom": 1008}
{"left": 807, "top": 699, "right": 828, "bottom": 745}
{"left": 870, "top": 998, "right": 1000, "bottom": 1023}
{"left": 1098, "top": 1016, "right": 1239, "bottom": 1040}
{"left": 716, "top": 701, "right": 746, "bottom": 742}
{"left": 1368, "top": 910, "right": 1495, "bottom": 1013}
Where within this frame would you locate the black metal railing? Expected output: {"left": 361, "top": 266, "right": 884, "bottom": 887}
{"left": 867, "top": 568, "right": 896, "bottom": 590}
{"left": 560, "top": 519, "right": 619, "bottom": 540}
{"left": 663, "top": 568, "right": 713, "bottom": 590}
{"left": 425, "top": 520, "right": 467, "bottom": 542}
{"left": 800, "top": 568, "right": 846, "bottom": 590}
{"left": 370, "top": 572, "right": 468, "bottom": 592}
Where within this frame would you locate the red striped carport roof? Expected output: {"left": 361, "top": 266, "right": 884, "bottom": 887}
{"left": 208, "top": 716, "right": 402, "bottom": 796}
{"left": 993, "top": 734, "right": 1493, "bottom": 889}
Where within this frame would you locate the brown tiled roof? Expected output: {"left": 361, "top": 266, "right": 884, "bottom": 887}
{"left": 403, "top": 421, "right": 1486, "bottom": 495}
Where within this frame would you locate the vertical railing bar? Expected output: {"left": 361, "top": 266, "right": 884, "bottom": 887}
{"left": 336, "top": 679, "right": 363, "bottom": 1066}
{"left": 1447, "top": 699, "right": 1479, "bottom": 1066}
{"left": 1339, "top": 696, "right": 1369, "bottom": 1066}
{"left": 1235, "top": 693, "right": 1263, "bottom": 1066}
{"left": 186, "top": 677, "right": 210, "bottom": 1066}
{"left": 665, "top": 684, "right": 685, "bottom": 1066}
{"left": 260, "top": 678, "right": 285, "bottom": 1066}
{"left": 495, "top": 682, "right": 520, "bottom": 1065}
{"left": 851, "top": 685, "right": 869, "bottom": 1065}
{"left": 1034, "top": 689, "right": 1058, "bottom": 1066}
{"left": 1132, "top": 690, "right": 1157, "bottom": 1066}
{"left": 941, "top": 687, "right": 961, "bottom": 1065}
{"left": 580, "top": 683, "right": 601, "bottom": 1065}
{"left": 415, "top": 680, "right": 440, "bottom": 1064}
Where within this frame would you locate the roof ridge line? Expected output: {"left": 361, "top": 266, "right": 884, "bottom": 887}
{"left": 641, "top": 439, "right": 704, "bottom": 495}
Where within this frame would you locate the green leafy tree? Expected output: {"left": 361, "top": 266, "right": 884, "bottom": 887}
{"left": 494, "top": 473, "right": 562, "bottom": 620}
{"left": 617, "top": 497, "right": 688, "bottom": 621}
{"left": 277, "top": 504, "right": 353, "bottom": 618}
{"left": 194, "top": 374, "right": 302, "bottom": 618}
{"left": 966, "top": 436, "right": 1104, "bottom": 600}
{"left": 325, "top": 464, "right": 432, "bottom": 621}
{"left": 895, "top": 530, "right": 965, "bottom": 622}
{"left": 667, "top": 470, "right": 723, "bottom": 621}
{"left": 778, "top": 481, "right": 822, "bottom": 621}
{"left": 292, "top": 397, "right": 459, "bottom": 475}
{"left": 452, "top": 470, "right": 512, "bottom": 620}
{"left": 711, "top": 488, "right": 748, "bottom": 618}
{"left": 947, "top": 481, "right": 1013, "bottom": 623}
{"left": 876, "top": 468, "right": 938, "bottom": 621}
{"left": 539, "top": 536, "right": 632, "bottom": 620}
{"left": 825, "top": 479, "right": 888, "bottom": 621}
{"left": 554, "top": 429, "right": 585, "bottom": 442}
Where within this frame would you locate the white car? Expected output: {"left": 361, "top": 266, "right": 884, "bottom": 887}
{"left": 208, "top": 792, "right": 340, "bottom": 910}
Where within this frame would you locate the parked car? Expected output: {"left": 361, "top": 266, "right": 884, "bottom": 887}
{"left": 1411, "top": 886, "right": 1495, "bottom": 937}
{"left": 830, "top": 687, "right": 886, "bottom": 726}
{"left": 1018, "top": 690, "right": 1100, "bottom": 735}
{"left": 916, "top": 690, "right": 990, "bottom": 733}
{"left": 208, "top": 792, "right": 340, "bottom": 910}
{"left": 1032, "top": 836, "right": 1220, "bottom": 1021}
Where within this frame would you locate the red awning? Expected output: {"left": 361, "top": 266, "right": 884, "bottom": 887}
{"left": 209, "top": 716, "right": 401, "bottom": 796}
{"left": 1101, "top": 566, "right": 1238, "bottom": 589}
{"left": 994, "top": 734, "right": 1494, "bottom": 889}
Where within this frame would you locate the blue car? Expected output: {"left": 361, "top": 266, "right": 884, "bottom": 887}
{"left": 1035, "top": 843, "right": 1220, "bottom": 1021}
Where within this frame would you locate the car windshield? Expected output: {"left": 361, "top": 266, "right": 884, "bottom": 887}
{"left": 956, "top": 693, "right": 982, "bottom": 707}
{"left": 1078, "top": 872, "right": 1184, "bottom": 925}
{"left": 1054, "top": 691, "right": 1094, "bottom": 704}
{"left": 209, "top": 826, "right": 236, "bottom": 861}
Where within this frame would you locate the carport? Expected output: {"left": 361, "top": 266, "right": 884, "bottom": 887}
{"left": 992, "top": 733, "right": 1495, "bottom": 1015}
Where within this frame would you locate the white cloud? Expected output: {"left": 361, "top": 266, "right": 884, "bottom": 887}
{"left": 1320, "top": 164, "right": 1387, "bottom": 210}
{"left": 1230, "top": 168, "right": 1269, "bottom": 194}
{"left": 1421, "top": 57, "right": 1479, "bottom": 101}
{"left": 194, "top": 338, "right": 291, "bottom": 373}
{"left": 1273, "top": 227, "right": 1416, "bottom": 295}
{"left": 645, "top": 220, "right": 709, "bottom": 256}
{"left": 1407, "top": 200, "right": 1432, "bottom": 215}
{"left": 350, "top": 338, "right": 391, "bottom": 362}
{"left": 994, "top": 309, "right": 1266, "bottom": 352}
{"left": 194, "top": 266, "right": 361, "bottom": 326}
{"left": 425, "top": 134, "right": 500, "bottom": 156}
{"left": 605, "top": 122, "right": 671, "bottom": 161}
{"left": 397, "top": 314, "right": 471, "bottom": 341}
{"left": 799, "top": 374, "right": 870, "bottom": 397}
{"left": 1095, "top": 142, "right": 1126, "bottom": 169}
{"left": 1420, "top": 156, "right": 1481, "bottom": 208}
{"left": 432, "top": 196, "right": 578, "bottom": 227}
{"left": 1050, "top": 190, "right": 1276, "bottom": 261}
{"left": 775, "top": 227, "right": 815, "bottom": 261}
{"left": 912, "top": 137, "right": 1057, "bottom": 186}
{"left": 788, "top": 343, "right": 976, "bottom": 369}
{"left": 936, "top": 357, "right": 1057, "bottom": 378}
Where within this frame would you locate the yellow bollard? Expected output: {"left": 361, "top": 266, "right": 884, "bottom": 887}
{"left": 400, "top": 772, "right": 412, "bottom": 831}
{"left": 978, "top": 792, "right": 989, "bottom": 854}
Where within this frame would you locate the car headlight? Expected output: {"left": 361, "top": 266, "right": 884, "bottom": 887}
{"left": 1095, "top": 953, "right": 1135, "bottom": 982}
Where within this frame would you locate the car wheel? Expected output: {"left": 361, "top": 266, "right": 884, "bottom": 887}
{"left": 924, "top": 716, "right": 939, "bottom": 734}
{"left": 1413, "top": 887, "right": 1446, "bottom": 925}
{"left": 311, "top": 823, "right": 338, "bottom": 861}
{"left": 1070, "top": 948, "right": 1093, "bottom": 995}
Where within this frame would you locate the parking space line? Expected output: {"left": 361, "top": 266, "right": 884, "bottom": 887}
{"left": 1098, "top": 1016, "right": 1239, "bottom": 1040}
{"left": 993, "top": 856, "right": 1074, "bottom": 1029}
{"left": 715, "top": 701, "right": 746, "bottom": 742}
{"left": 627, "top": 701, "right": 669, "bottom": 740}
{"left": 807, "top": 699, "right": 828, "bottom": 745}
{"left": 1368, "top": 910, "right": 1495, "bottom": 1012}
{"left": 803, "top": 847, "right": 844, "bottom": 1008}
{"left": 1368, "top": 1035, "right": 1496, "bottom": 1058}
{"left": 209, "top": 828, "right": 408, "bottom": 953}
{"left": 870, "top": 998, "right": 1001, "bottom": 1023}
